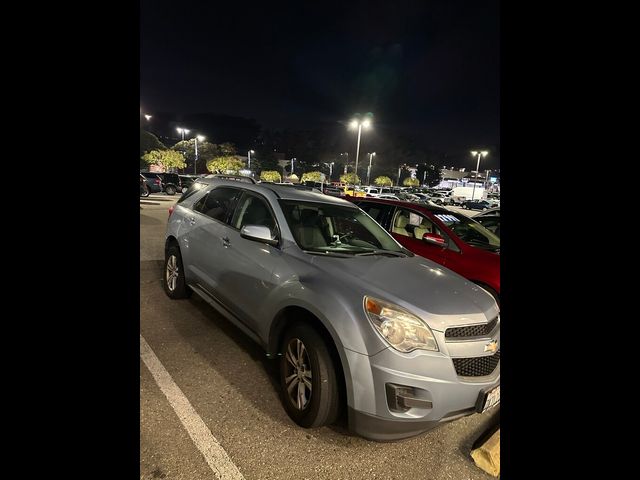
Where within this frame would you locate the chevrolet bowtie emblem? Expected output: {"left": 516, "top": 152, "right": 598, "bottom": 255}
{"left": 484, "top": 340, "right": 499, "bottom": 353}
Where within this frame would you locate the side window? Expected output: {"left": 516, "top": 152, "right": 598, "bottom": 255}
{"left": 392, "top": 208, "right": 439, "bottom": 239}
{"left": 408, "top": 209, "right": 440, "bottom": 239}
{"left": 357, "top": 202, "right": 393, "bottom": 229}
{"left": 233, "top": 193, "right": 278, "bottom": 236}
{"left": 194, "top": 187, "right": 241, "bottom": 224}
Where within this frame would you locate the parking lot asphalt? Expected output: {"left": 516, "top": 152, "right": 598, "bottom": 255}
{"left": 140, "top": 193, "right": 499, "bottom": 479}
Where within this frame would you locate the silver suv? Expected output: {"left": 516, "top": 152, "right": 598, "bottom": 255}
{"left": 164, "top": 177, "right": 500, "bottom": 441}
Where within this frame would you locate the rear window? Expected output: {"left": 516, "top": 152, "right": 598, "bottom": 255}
{"left": 177, "top": 180, "right": 208, "bottom": 203}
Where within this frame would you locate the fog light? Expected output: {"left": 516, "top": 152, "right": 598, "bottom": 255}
{"left": 385, "top": 383, "right": 433, "bottom": 412}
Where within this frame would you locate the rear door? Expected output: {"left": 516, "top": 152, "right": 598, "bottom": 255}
{"left": 184, "top": 186, "right": 243, "bottom": 300}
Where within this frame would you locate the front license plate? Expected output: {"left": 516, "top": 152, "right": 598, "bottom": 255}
{"left": 477, "top": 385, "right": 500, "bottom": 413}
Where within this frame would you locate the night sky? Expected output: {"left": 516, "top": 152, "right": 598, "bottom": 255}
{"left": 141, "top": 0, "right": 499, "bottom": 168}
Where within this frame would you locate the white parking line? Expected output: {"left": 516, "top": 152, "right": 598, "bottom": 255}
{"left": 140, "top": 335, "right": 245, "bottom": 480}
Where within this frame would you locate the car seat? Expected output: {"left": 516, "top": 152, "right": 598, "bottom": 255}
{"left": 413, "top": 221, "right": 433, "bottom": 240}
{"left": 392, "top": 213, "right": 411, "bottom": 237}
{"left": 294, "top": 209, "right": 327, "bottom": 249}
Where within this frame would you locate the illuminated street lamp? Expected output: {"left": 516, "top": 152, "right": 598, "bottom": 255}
{"left": 194, "top": 135, "right": 205, "bottom": 174}
{"left": 470, "top": 150, "right": 489, "bottom": 200}
{"left": 349, "top": 116, "right": 372, "bottom": 186}
{"left": 366, "top": 152, "right": 376, "bottom": 186}
{"left": 248, "top": 150, "right": 255, "bottom": 170}
{"left": 176, "top": 127, "right": 190, "bottom": 141}
{"left": 144, "top": 114, "right": 152, "bottom": 121}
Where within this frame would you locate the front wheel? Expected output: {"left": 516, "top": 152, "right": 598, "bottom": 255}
{"left": 163, "top": 244, "right": 191, "bottom": 299}
{"left": 165, "top": 185, "right": 177, "bottom": 195}
{"left": 279, "top": 323, "right": 340, "bottom": 428}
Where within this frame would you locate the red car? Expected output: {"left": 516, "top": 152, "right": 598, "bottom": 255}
{"left": 351, "top": 198, "right": 500, "bottom": 302}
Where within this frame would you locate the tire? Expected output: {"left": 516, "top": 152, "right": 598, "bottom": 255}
{"left": 163, "top": 244, "right": 192, "bottom": 299}
{"left": 140, "top": 187, "right": 150, "bottom": 197}
{"left": 165, "top": 185, "right": 177, "bottom": 196}
{"left": 279, "top": 323, "right": 340, "bottom": 428}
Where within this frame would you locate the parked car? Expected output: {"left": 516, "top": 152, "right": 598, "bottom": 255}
{"left": 462, "top": 199, "right": 492, "bottom": 211}
{"left": 154, "top": 172, "right": 182, "bottom": 195}
{"left": 474, "top": 208, "right": 500, "bottom": 237}
{"left": 322, "top": 185, "right": 343, "bottom": 197}
{"left": 165, "top": 178, "right": 500, "bottom": 441}
{"left": 140, "top": 174, "right": 150, "bottom": 197}
{"left": 179, "top": 175, "right": 199, "bottom": 191}
{"left": 140, "top": 172, "right": 163, "bottom": 194}
{"left": 351, "top": 198, "right": 500, "bottom": 302}
{"left": 429, "top": 191, "right": 452, "bottom": 205}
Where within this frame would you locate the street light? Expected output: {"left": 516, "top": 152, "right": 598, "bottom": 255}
{"left": 340, "top": 152, "right": 349, "bottom": 174}
{"left": 176, "top": 127, "right": 190, "bottom": 141}
{"left": 248, "top": 150, "right": 255, "bottom": 170}
{"left": 366, "top": 152, "right": 376, "bottom": 186}
{"left": 144, "top": 114, "right": 152, "bottom": 121}
{"left": 470, "top": 150, "right": 488, "bottom": 200}
{"left": 194, "top": 135, "right": 205, "bottom": 174}
{"left": 348, "top": 116, "right": 372, "bottom": 188}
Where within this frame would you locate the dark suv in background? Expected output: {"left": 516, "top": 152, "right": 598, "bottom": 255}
{"left": 155, "top": 173, "right": 182, "bottom": 195}
{"left": 140, "top": 172, "right": 164, "bottom": 194}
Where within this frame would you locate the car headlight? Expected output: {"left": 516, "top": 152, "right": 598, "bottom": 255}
{"left": 364, "top": 296, "right": 438, "bottom": 353}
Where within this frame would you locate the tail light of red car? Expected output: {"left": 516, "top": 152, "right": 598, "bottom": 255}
{"left": 168, "top": 206, "right": 175, "bottom": 218}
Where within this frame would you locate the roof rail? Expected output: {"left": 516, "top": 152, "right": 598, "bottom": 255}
{"left": 205, "top": 174, "right": 256, "bottom": 184}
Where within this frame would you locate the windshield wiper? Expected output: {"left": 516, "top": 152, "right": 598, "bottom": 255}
{"left": 355, "top": 249, "right": 408, "bottom": 257}
{"left": 303, "top": 249, "right": 353, "bottom": 258}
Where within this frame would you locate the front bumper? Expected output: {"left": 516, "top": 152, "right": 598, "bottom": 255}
{"left": 344, "top": 337, "right": 500, "bottom": 441}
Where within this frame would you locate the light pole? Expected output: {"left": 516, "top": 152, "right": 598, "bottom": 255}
{"left": 291, "top": 157, "right": 296, "bottom": 176}
{"left": 324, "top": 162, "right": 334, "bottom": 180}
{"left": 248, "top": 150, "right": 255, "bottom": 170}
{"left": 194, "top": 135, "right": 205, "bottom": 174}
{"left": 397, "top": 165, "right": 403, "bottom": 186}
{"left": 470, "top": 150, "right": 488, "bottom": 200}
{"left": 366, "top": 152, "right": 376, "bottom": 186}
{"left": 340, "top": 152, "right": 349, "bottom": 174}
{"left": 176, "top": 127, "right": 190, "bottom": 142}
{"left": 349, "top": 117, "right": 372, "bottom": 188}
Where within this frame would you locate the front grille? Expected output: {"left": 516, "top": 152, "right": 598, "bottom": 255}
{"left": 445, "top": 316, "right": 498, "bottom": 339}
{"left": 453, "top": 351, "right": 500, "bottom": 377}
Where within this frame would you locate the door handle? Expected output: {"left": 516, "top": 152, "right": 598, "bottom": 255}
{"left": 222, "top": 236, "right": 231, "bottom": 248}
{"left": 189, "top": 217, "right": 196, "bottom": 225}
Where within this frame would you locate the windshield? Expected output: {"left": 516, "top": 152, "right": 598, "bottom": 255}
{"left": 432, "top": 212, "right": 500, "bottom": 251}
{"left": 279, "top": 200, "right": 406, "bottom": 255}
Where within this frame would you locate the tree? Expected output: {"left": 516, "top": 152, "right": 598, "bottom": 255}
{"left": 424, "top": 165, "right": 442, "bottom": 187}
{"left": 374, "top": 176, "right": 393, "bottom": 187}
{"left": 340, "top": 172, "right": 360, "bottom": 184}
{"left": 172, "top": 139, "right": 220, "bottom": 173}
{"left": 403, "top": 177, "right": 420, "bottom": 187}
{"left": 416, "top": 163, "right": 442, "bottom": 187}
{"left": 219, "top": 142, "right": 237, "bottom": 156}
{"left": 260, "top": 170, "right": 282, "bottom": 182}
{"left": 301, "top": 171, "right": 323, "bottom": 183}
{"left": 141, "top": 149, "right": 186, "bottom": 172}
{"left": 140, "top": 129, "right": 166, "bottom": 157}
{"left": 206, "top": 156, "right": 244, "bottom": 174}
{"left": 254, "top": 149, "right": 280, "bottom": 173}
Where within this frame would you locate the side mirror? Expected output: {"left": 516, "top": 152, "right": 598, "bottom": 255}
{"left": 240, "top": 225, "right": 278, "bottom": 246}
{"left": 422, "top": 232, "right": 447, "bottom": 247}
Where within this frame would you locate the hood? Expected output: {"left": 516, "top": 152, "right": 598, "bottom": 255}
{"left": 308, "top": 254, "right": 498, "bottom": 331}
